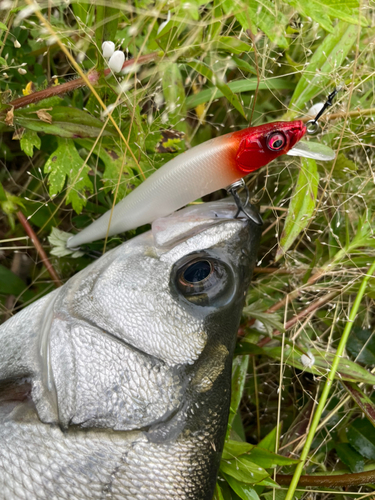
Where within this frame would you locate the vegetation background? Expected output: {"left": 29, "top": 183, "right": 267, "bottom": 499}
{"left": 0, "top": 0, "right": 375, "bottom": 498}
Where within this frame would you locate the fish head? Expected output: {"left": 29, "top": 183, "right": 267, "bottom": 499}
{"left": 0, "top": 200, "right": 261, "bottom": 429}
{"left": 60, "top": 200, "right": 261, "bottom": 370}
{"left": 234, "top": 120, "right": 307, "bottom": 173}
{"left": 0, "top": 200, "right": 262, "bottom": 499}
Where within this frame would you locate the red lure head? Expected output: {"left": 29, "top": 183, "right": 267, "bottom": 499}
{"left": 234, "top": 121, "right": 306, "bottom": 174}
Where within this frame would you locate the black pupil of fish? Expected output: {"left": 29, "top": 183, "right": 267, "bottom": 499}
{"left": 183, "top": 261, "right": 211, "bottom": 283}
{"left": 273, "top": 139, "right": 283, "bottom": 148}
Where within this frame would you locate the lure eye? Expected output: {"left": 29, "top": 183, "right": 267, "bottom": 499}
{"left": 267, "top": 132, "right": 286, "bottom": 151}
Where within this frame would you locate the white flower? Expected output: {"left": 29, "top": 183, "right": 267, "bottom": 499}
{"left": 108, "top": 50, "right": 125, "bottom": 73}
{"left": 18, "top": 68, "right": 27, "bottom": 74}
{"left": 14, "top": 39, "right": 21, "bottom": 48}
{"left": 301, "top": 351, "right": 315, "bottom": 368}
{"left": 253, "top": 319, "right": 267, "bottom": 333}
{"left": 102, "top": 40, "right": 115, "bottom": 59}
{"left": 157, "top": 11, "right": 171, "bottom": 35}
{"left": 0, "top": 0, "right": 13, "bottom": 10}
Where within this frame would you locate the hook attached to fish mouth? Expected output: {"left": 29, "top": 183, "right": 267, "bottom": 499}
{"left": 226, "top": 179, "right": 263, "bottom": 226}
{"left": 306, "top": 87, "right": 342, "bottom": 135}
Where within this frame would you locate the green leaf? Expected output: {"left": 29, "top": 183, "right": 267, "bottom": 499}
{"left": 246, "top": 448, "right": 299, "bottom": 469}
{"left": 220, "top": 456, "right": 269, "bottom": 484}
{"left": 95, "top": 4, "right": 119, "bottom": 58}
{"left": 0, "top": 22, "right": 7, "bottom": 31}
{"left": 235, "top": 341, "right": 264, "bottom": 356}
{"left": 156, "top": 20, "right": 186, "bottom": 52}
{"left": 187, "top": 61, "right": 246, "bottom": 119}
{"left": 213, "top": 483, "right": 225, "bottom": 500}
{"left": 15, "top": 106, "right": 113, "bottom": 139}
{"left": 242, "top": 300, "right": 284, "bottom": 335}
{"left": 222, "top": 441, "right": 254, "bottom": 460}
{"left": 209, "top": 36, "right": 252, "bottom": 55}
{"left": 221, "top": 0, "right": 288, "bottom": 49}
{"left": 258, "top": 425, "right": 280, "bottom": 452}
{"left": 276, "top": 158, "right": 318, "bottom": 260}
{"left": 232, "top": 57, "right": 256, "bottom": 75}
{"left": 284, "top": 0, "right": 334, "bottom": 32}
{"left": 228, "top": 356, "right": 249, "bottom": 431}
{"left": 186, "top": 78, "right": 294, "bottom": 109}
{"left": 347, "top": 418, "right": 375, "bottom": 460}
{"left": 346, "top": 328, "right": 375, "bottom": 365}
{"left": 263, "top": 345, "right": 375, "bottom": 384}
{"left": 284, "top": 0, "right": 365, "bottom": 33}
{"left": 44, "top": 138, "right": 93, "bottom": 213}
{"left": 0, "top": 265, "right": 26, "bottom": 295}
{"left": 162, "top": 63, "right": 186, "bottom": 132}
{"left": 263, "top": 490, "right": 303, "bottom": 500}
{"left": 72, "top": 2, "right": 91, "bottom": 24}
{"left": 20, "top": 129, "right": 41, "bottom": 157}
{"left": 75, "top": 141, "right": 142, "bottom": 202}
{"left": 224, "top": 474, "right": 260, "bottom": 500}
{"left": 343, "top": 382, "right": 375, "bottom": 427}
{"left": 287, "top": 23, "right": 357, "bottom": 116}
{"left": 0, "top": 183, "right": 6, "bottom": 202}
{"left": 336, "top": 442, "right": 364, "bottom": 473}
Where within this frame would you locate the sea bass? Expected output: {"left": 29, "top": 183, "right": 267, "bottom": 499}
{"left": 0, "top": 200, "right": 262, "bottom": 500}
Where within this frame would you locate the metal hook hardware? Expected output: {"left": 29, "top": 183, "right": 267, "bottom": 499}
{"left": 306, "top": 87, "right": 342, "bottom": 135}
{"left": 226, "top": 179, "right": 250, "bottom": 219}
{"left": 226, "top": 180, "right": 263, "bottom": 226}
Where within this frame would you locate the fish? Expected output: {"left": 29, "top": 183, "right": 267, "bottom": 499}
{"left": 0, "top": 199, "right": 262, "bottom": 500}
{"left": 67, "top": 120, "right": 334, "bottom": 249}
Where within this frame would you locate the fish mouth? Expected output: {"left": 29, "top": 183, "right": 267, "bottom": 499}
{"left": 152, "top": 199, "right": 261, "bottom": 248}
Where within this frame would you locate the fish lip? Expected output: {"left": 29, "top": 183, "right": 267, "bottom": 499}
{"left": 152, "top": 199, "right": 251, "bottom": 249}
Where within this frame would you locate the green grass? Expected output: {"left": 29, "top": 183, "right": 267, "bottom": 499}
{"left": 1, "top": 1, "right": 375, "bottom": 499}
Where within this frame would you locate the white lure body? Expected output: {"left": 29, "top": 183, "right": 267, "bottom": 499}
{"left": 68, "top": 136, "right": 239, "bottom": 248}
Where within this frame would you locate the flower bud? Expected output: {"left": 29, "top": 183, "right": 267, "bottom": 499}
{"left": 14, "top": 40, "right": 21, "bottom": 48}
{"left": 102, "top": 40, "right": 115, "bottom": 59}
{"left": 108, "top": 50, "right": 125, "bottom": 73}
{"left": 18, "top": 68, "right": 27, "bottom": 75}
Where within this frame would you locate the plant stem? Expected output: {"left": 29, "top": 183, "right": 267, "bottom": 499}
{"left": 283, "top": 259, "right": 375, "bottom": 500}
{"left": 257, "top": 290, "right": 340, "bottom": 347}
{"left": 5, "top": 52, "right": 158, "bottom": 111}
{"left": 16, "top": 211, "right": 62, "bottom": 287}
{"left": 277, "top": 468, "right": 375, "bottom": 487}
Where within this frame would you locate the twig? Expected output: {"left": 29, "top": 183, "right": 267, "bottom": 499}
{"left": 4, "top": 52, "right": 159, "bottom": 112}
{"left": 16, "top": 211, "right": 62, "bottom": 287}
{"left": 277, "top": 468, "right": 375, "bottom": 487}
{"left": 258, "top": 290, "right": 340, "bottom": 347}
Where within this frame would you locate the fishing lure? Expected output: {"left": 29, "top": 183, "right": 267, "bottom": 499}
{"left": 67, "top": 120, "right": 335, "bottom": 248}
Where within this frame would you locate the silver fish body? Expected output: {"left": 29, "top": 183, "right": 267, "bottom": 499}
{"left": 0, "top": 201, "right": 261, "bottom": 500}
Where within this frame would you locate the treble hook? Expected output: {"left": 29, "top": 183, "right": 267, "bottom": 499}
{"left": 306, "top": 87, "right": 342, "bottom": 135}
{"left": 226, "top": 179, "right": 263, "bottom": 226}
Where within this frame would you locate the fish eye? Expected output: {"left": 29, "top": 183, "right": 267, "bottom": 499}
{"left": 172, "top": 254, "right": 234, "bottom": 306}
{"left": 267, "top": 132, "right": 286, "bottom": 151}
{"left": 180, "top": 260, "right": 213, "bottom": 285}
